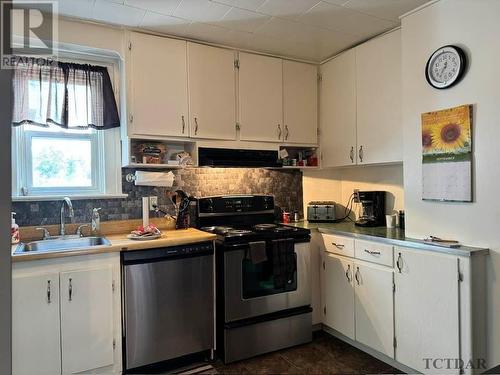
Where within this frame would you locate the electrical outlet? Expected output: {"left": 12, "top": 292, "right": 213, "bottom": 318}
{"left": 353, "top": 189, "right": 360, "bottom": 203}
{"left": 149, "top": 196, "right": 158, "bottom": 210}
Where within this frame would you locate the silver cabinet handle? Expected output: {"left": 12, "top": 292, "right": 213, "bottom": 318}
{"left": 349, "top": 147, "right": 354, "bottom": 163}
{"left": 364, "top": 249, "right": 381, "bottom": 256}
{"left": 181, "top": 115, "right": 186, "bottom": 134}
{"left": 277, "top": 124, "right": 282, "bottom": 140}
{"left": 194, "top": 117, "right": 199, "bottom": 135}
{"left": 332, "top": 242, "right": 345, "bottom": 250}
{"left": 68, "top": 278, "right": 73, "bottom": 301}
{"left": 345, "top": 265, "right": 351, "bottom": 283}
{"left": 359, "top": 145, "right": 364, "bottom": 163}
{"left": 355, "top": 267, "right": 360, "bottom": 285}
{"left": 396, "top": 252, "right": 403, "bottom": 273}
{"left": 284, "top": 125, "right": 289, "bottom": 141}
{"left": 47, "top": 280, "right": 51, "bottom": 304}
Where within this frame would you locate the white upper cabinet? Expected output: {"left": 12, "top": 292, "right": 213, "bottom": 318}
{"left": 129, "top": 32, "right": 189, "bottom": 138}
{"left": 188, "top": 43, "right": 237, "bottom": 140}
{"left": 356, "top": 29, "right": 402, "bottom": 164}
{"left": 320, "top": 49, "right": 357, "bottom": 167}
{"left": 283, "top": 60, "right": 318, "bottom": 144}
{"left": 239, "top": 52, "right": 283, "bottom": 142}
{"left": 12, "top": 273, "right": 61, "bottom": 375}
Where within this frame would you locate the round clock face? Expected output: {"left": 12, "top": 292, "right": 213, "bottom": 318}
{"left": 426, "top": 45, "right": 466, "bottom": 89}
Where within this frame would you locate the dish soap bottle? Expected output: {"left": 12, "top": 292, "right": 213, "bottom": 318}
{"left": 11, "top": 212, "right": 20, "bottom": 244}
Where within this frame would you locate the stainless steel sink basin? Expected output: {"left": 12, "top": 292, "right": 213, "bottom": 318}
{"left": 15, "top": 236, "right": 111, "bottom": 254}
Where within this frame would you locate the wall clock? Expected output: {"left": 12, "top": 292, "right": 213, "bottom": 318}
{"left": 425, "top": 45, "right": 467, "bottom": 89}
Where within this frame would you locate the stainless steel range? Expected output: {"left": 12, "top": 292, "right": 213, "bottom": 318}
{"left": 198, "top": 195, "right": 312, "bottom": 363}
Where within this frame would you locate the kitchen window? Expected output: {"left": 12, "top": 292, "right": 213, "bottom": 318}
{"left": 11, "top": 55, "right": 123, "bottom": 199}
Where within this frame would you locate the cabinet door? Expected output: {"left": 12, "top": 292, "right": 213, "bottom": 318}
{"left": 60, "top": 267, "right": 114, "bottom": 375}
{"left": 12, "top": 273, "right": 61, "bottom": 375}
{"left": 283, "top": 60, "right": 318, "bottom": 144}
{"left": 188, "top": 43, "right": 236, "bottom": 140}
{"left": 354, "top": 262, "right": 394, "bottom": 357}
{"left": 356, "top": 29, "right": 402, "bottom": 164}
{"left": 322, "top": 253, "right": 355, "bottom": 339}
{"left": 320, "top": 50, "right": 357, "bottom": 167}
{"left": 239, "top": 52, "right": 283, "bottom": 142}
{"left": 394, "top": 248, "right": 460, "bottom": 374}
{"left": 129, "top": 32, "right": 188, "bottom": 137}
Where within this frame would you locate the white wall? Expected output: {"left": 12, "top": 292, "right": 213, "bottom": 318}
{"left": 401, "top": 0, "right": 500, "bottom": 366}
{"left": 303, "top": 164, "right": 404, "bottom": 219}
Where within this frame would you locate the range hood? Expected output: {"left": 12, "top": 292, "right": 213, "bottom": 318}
{"left": 198, "top": 147, "right": 283, "bottom": 168}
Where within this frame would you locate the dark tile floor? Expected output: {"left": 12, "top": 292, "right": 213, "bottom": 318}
{"left": 212, "top": 331, "right": 403, "bottom": 374}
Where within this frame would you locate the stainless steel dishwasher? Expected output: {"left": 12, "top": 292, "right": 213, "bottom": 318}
{"left": 122, "top": 241, "right": 214, "bottom": 372}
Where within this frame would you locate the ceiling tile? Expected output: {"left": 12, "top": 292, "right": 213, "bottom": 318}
{"left": 56, "top": 0, "right": 95, "bottom": 19}
{"left": 140, "top": 11, "right": 191, "bottom": 35}
{"left": 256, "top": 0, "right": 321, "bottom": 20}
{"left": 125, "top": 0, "right": 182, "bottom": 16}
{"left": 217, "top": 7, "right": 270, "bottom": 33}
{"left": 92, "top": 0, "right": 146, "bottom": 27}
{"left": 183, "top": 22, "right": 233, "bottom": 43}
{"left": 173, "top": 0, "right": 231, "bottom": 22}
{"left": 210, "top": 0, "right": 267, "bottom": 11}
{"left": 343, "top": 0, "right": 428, "bottom": 21}
{"left": 299, "top": 1, "right": 397, "bottom": 37}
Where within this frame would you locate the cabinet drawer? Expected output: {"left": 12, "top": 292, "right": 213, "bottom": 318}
{"left": 322, "top": 234, "right": 355, "bottom": 257}
{"left": 355, "top": 240, "right": 393, "bottom": 267}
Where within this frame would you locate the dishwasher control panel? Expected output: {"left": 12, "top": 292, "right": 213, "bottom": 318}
{"left": 122, "top": 241, "right": 214, "bottom": 264}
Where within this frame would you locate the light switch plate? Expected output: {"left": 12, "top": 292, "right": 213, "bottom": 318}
{"left": 149, "top": 196, "right": 158, "bottom": 210}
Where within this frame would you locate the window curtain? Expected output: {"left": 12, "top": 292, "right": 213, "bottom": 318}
{"left": 12, "top": 57, "right": 120, "bottom": 130}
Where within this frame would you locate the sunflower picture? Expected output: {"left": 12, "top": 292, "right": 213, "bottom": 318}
{"left": 421, "top": 104, "right": 473, "bottom": 202}
{"left": 421, "top": 104, "right": 472, "bottom": 157}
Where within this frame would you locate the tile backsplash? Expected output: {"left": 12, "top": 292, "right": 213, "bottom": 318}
{"left": 12, "top": 168, "right": 303, "bottom": 227}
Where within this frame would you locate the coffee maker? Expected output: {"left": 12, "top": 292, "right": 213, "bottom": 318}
{"left": 355, "top": 191, "right": 386, "bottom": 227}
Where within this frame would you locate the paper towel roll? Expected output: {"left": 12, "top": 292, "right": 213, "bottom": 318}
{"left": 142, "top": 197, "right": 149, "bottom": 228}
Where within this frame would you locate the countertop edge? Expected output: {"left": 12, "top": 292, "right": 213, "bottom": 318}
{"left": 316, "top": 227, "right": 489, "bottom": 257}
{"left": 12, "top": 229, "right": 217, "bottom": 262}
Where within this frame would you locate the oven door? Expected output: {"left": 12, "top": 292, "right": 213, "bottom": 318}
{"left": 224, "top": 241, "right": 311, "bottom": 322}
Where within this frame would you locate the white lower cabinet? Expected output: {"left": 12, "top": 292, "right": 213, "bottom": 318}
{"left": 394, "top": 247, "right": 460, "bottom": 374}
{"left": 353, "top": 262, "right": 394, "bottom": 357}
{"left": 12, "top": 273, "right": 61, "bottom": 375}
{"left": 321, "top": 234, "right": 487, "bottom": 375}
{"left": 322, "top": 253, "right": 355, "bottom": 339}
{"left": 12, "top": 254, "right": 121, "bottom": 375}
{"left": 60, "top": 267, "right": 115, "bottom": 374}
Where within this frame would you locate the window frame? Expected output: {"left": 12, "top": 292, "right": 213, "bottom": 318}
{"left": 11, "top": 53, "right": 124, "bottom": 200}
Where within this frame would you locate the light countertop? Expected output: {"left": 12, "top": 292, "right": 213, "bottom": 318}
{"left": 285, "top": 220, "right": 488, "bottom": 257}
{"left": 12, "top": 228, "right": 216, "bottom": 262}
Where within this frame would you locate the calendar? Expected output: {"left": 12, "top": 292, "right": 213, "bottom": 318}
{"left": 421, "top": 105, "right": 473, "bottom": 202}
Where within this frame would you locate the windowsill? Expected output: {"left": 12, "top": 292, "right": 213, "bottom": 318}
{"left": 12, "top": 193, "right": 129, "bottom": 202}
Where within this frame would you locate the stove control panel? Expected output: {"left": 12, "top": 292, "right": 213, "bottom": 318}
{"left": 198, "top": 195, "right": 274, "bottom": 214}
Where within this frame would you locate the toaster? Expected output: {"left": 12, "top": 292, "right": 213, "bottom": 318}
{"left": 307, "top": 201, "right": 336, "bottom": 222}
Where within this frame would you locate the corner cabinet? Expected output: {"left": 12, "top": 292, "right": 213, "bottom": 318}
{"left": 283, "top": 60, "right": 318, "bottom": 144}
{"left": 187, "top": 43, "right": 237, "bottom": 140}
{"left": 320, "top": 49, "right": 357, "bottom": 167}
{"left": 12, "top": 253, "right": 122, "bottom": 375}
{"left": 320, "top": 29, "right": 402, "bottom": 167}
{"left": 320, "top": 233, "right": 487, "bottom": 375}
{"left": 355, "top": 29, "right": 402, "bottom": 164}
{"left": 128, "top": 32, "right": 189, "bottom": 138}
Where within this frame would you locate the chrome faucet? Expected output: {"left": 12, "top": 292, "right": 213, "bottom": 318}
{"left": 60, "top": 197, "right": 74, "bottom": 236}
{"left": 92, "top": 208, "right": 101, "bottom": 234}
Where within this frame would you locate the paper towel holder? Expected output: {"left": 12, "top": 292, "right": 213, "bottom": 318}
{"left": 125, "top": 173, "right": 136, "bottom": 183}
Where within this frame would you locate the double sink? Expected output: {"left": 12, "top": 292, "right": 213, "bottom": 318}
{"left": 15, "top": 236, "right": 111, "bottom": 255}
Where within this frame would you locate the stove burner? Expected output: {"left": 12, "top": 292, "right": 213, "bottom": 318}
{"left": 201, "top": 226, "right": 234, "bottom": 234}
{"left": 274, "top": 226, "right": 294, "bottom": 232}
{"left": 254, "top": 224, "right": 278, "bottom": 231}
{"left": 226, "top": 229, "right": 254, "bottom": 236}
